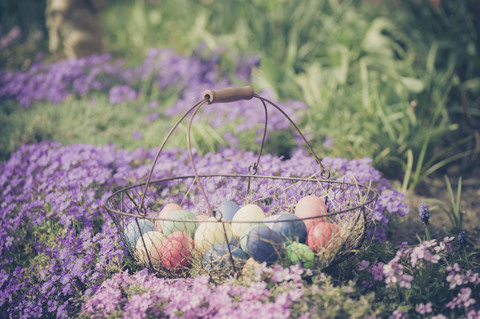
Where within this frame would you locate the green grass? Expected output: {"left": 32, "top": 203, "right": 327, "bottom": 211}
{"left": 0, "top": 95, "right": 178, "bottom": 160}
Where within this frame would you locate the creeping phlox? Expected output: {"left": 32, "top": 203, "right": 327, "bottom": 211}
{"left": 357, "top": 237, "right": 480, "bottom": 318}
{"left": 0, "top": 141, "right": 406, "bottom": 317}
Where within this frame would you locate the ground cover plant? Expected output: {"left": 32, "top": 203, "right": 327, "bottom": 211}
{"left": 1, "top": 0, "right": 479, "bottom": 318}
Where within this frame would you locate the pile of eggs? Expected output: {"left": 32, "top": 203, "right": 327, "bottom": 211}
{"left": 124, "top": 195, "right": 343, "bottom": 275}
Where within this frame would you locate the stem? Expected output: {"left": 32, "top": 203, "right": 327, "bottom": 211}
{"left": 425, "top": 225, "right": 431, "bottom": 242}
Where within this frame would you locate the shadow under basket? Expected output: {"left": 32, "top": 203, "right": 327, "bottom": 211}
{"left": 105, "top": 86, "right": 378, "bottom": 282}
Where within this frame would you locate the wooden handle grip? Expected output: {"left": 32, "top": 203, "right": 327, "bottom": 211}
{"left": 202, "top": 86, "right": 254, "bottom": 104}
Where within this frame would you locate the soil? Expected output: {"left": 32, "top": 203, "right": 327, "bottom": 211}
{"left": 386, "top": 167, "right": 480, "bottom": 252}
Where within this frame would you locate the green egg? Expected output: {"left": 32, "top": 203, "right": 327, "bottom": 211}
{"left": 285, "top": 242, "right": 315, "bottom": 269}
{"left": 161, "top": 210, "right": 198, "bottom": 237}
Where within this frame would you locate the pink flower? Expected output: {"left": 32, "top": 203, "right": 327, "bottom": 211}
{"left": 358, "top": 260, "right": 370, "bottom": 271}
{"left": 415, "top": 302, "right": 432, "bottom": 314}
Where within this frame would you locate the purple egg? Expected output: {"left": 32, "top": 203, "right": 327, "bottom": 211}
{"left": 245, "top": 225, "right": 283, "bottom": 265}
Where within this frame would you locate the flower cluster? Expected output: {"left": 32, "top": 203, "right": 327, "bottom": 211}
{"left": 0, "top": 140, "right": 407, "bottom": 317}
{"left": 80, "top": 265, "right": 305, "bottom": 319}
{"left": 1, "top": 45, "right": 309, "bottom": 150}
{"left": 446, "top": 263, "right": 480, "bottom": 290}
{"left": 0, "top": 47, "right": 255, "bottom": 108}
{"left": 357, "top": 237, "right": 480, "bottom": 318}
{"left": 0, "top": 54, "right": 120, "bottom": 107}
{"left": 81, "top": 263, "right": 381, "bottom": 319}
{"left": 418, "top": 202, "right": 430, "bottom": 225}
{"left": 0, "top": 142, "right": 129, "bottom": 318}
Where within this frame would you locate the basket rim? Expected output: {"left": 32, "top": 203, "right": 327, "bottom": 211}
{"left": 104, "top": 173, "right": 379, "bottom": 221}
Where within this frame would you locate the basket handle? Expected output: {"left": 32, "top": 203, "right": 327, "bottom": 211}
{"left": 138, "top": 86, "right": 330, "bottom": 214}
{"left": 202, "top": 86, "right": 254, "bottom": 104}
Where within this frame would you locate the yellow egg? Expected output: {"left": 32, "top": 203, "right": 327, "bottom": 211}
{"left": 135, "top": 231, "right": 165, "bottom": 265}
{"left": 194, "top": 217, "right": 233, "bottom": 253}
{"left": 231, "top": 204, "right": 265, "bottom": 239}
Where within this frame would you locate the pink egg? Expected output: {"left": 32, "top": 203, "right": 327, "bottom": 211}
{"left": 303, "top": 218, "right": 323, "bottom": 234}
{"left": 294, "top": 195, "right": 327, "bottom": 229}
{"left": 160, "top": 231, "right": 194, "bottom": 271}
{"left": 155, "top": 203, "right": 183, "bottom": 232}
{"left": 307, "top": 222, "right": 342, "bottom": 253}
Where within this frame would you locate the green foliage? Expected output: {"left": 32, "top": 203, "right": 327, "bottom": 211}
{"left": 3, "top": 0, "right": 477, "bottom": 191}
{"left": 100, "top": 0, "right": 204, "bottom": 62}
{"left": 0, "top": 91, "right": 182, "bottom": 161}
{"left": 429, "top": 175, "right": 466, "bottom": 235}
{"left": 398, "top": 0, "right": 480, "bottom": 178}
{"left": 289, "top": 275, "right": 384, "bottom": 319}
{"left": 98, "top": 0, "right": 475, "bottom": 189}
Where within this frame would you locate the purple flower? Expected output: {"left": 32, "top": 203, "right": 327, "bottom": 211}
{"left": 458, "top": 231, "right": 467, "bottom": 246}
{"left": 109, "top": 85, "right": 138, "bottom": 104}
{"left": 322, "top": 136, "right": 336, "bottom": 148}
{"left": 446, "top": 287, "right": 476, "bottom": 309}
{"left": 132, "top": 130, "right": 143, "bottom": 140}
{"left": 358, "top": 260, "right": 370, "bottom": 271}
{"left": 148, "top": 100, "right": 159, "bottom": 109}
{"left": 389, "top": 309, "right": 407, "bottom": 319}
{"left": 418, "top": 202, "right": 430, "bottom": 225}
{"left": 370, "top": 262, "right": 385, "bottom": 281}
{"left": 144, "top": 112, "right": 159, "bottom": 123}
{"left": 415, "top": 302, "right": 433, "bottom": 314}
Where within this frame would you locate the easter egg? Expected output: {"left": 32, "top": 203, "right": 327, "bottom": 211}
{"left": 285, "top": 242, "right": 315, "bottom": 269}
{"left": 155, "top": 203, "right": 183, "bottom": 232}
{"left": 294, "top": 195, "right": 327, "bottom": 232}
{"left": 194, "top": 217, "right": 233, "bottom": 253}
{"left": 135, "top": 231, "right": 165, "bottom": 265}
{"left": 161, "top": 210, "right": 198, "bottom": 237}
{"left": 160, "top": 231, "right": 194, "bottom": 271}
{"left": 231, "top": 204, "right": 265, "bottom": 239}
{"left": 203, "top": 244, "right": 248, "bottom": 274}
{"left": 239, "top": 224, "right": 260, "bottom": 253}
{"left": 215, "top": 200, "right": 240, "bottom": 221}
{"left": 269, "top": 213, "right": 308, "bottom": 244}
{"left": 307, "top": 222, "right": 342, "bottom": 253}
{"left": 242, "top": 225, "right": 283, "bottom": 265}
{"left": 124, "top": 219, "right": 156, "bottom": 249}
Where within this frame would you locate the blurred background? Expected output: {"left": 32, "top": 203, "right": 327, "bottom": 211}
{"left": 1, "top": 0, "right": 479, "bottom": 192}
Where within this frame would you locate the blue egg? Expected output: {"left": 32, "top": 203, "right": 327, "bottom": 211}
{"left": 270, "top": 214, "right": 308, "bottom": 244}
{"left": 215, "top": 200, "right": 240, "bottom": 221}
{"left": 245, "top": 225, "right": 284, "bottom": 265}
{"left": 124, "top": 219, "right": 156, "bottom": 249}
{"left": 203, "top": 244, "right": 249, "bottom": 274}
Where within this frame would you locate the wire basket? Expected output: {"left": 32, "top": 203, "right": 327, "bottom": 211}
{"left": 105, "top": 86, "right": 378, "bottom": 281}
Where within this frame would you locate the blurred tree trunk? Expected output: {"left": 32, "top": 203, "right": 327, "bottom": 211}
{"left": 46, "top": 0, "right": 107, "bottom": 58}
